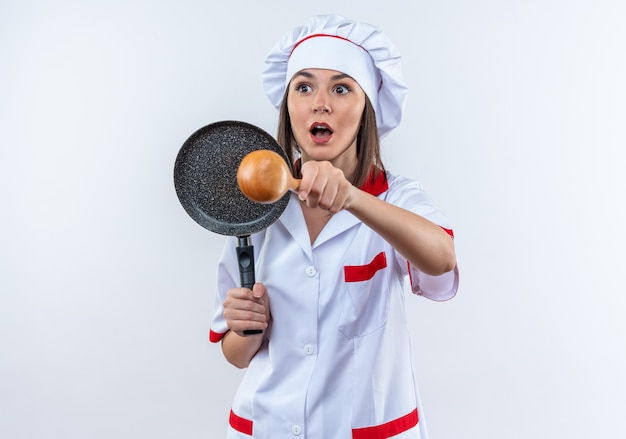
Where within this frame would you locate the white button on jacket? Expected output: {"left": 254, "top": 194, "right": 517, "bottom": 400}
{"left": 291, "top": 424, "right": 302, "bottom": 436}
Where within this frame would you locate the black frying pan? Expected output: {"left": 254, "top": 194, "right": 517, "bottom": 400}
{"left": 174, "top": 120, "right": 291, "bottom": 334}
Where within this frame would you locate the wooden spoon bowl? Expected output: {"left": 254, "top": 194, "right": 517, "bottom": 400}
{"left": 237, "top": 150, "right": 300, "bottom": 204}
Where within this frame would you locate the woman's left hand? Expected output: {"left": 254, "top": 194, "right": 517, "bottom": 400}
{"left": 297, "top": 160, "right": 355, "bottom": 213}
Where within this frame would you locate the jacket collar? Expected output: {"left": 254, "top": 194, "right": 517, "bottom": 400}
{"left": 279, "top": 161, "right": 389, "bottom": 251}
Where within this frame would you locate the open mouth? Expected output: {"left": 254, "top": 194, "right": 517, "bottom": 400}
{"left": 310, "top": 123, "right": 334, "bottom": 138}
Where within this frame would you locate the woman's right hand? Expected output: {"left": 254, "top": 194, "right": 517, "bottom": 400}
{"left": 223, "top": 283, "right": 270, "bottom": 337}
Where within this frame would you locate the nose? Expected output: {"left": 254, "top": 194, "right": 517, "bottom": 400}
{"left": 313, "top": 103, "right": 331, "bottom": 114}
{"left": 312, "top": 93, "right": 331, "bottom": 113}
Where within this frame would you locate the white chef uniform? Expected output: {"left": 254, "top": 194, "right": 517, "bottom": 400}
{"left": 210, "top": 171, "right": 459, "bottom": 438}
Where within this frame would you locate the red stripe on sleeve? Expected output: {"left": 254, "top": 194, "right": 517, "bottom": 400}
{"left": 209, "top": 329, "right": 227, "bottom": 343}
{"left": 441, "top": 226, "right": 454, "bottom": 238}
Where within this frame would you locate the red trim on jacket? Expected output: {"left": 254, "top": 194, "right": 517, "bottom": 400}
{"left": 352, "top": 408, "right": 418, "bottom": 439}
{"left": 228, "top": 408, "right": 417, "bottom": 437}
{"left": 229, "top": 410, "right": 253, "bottom": 435}
{"left": 407, "top": 260, "right": 414, "bottom": 288}
{"left": 441, "top": 226, "right": 454, "bottom": 238}
{"left": 344, "top": 252, "right": 387, "bottom": 282}
{"left": 209, "top": 329, "right": 227, "bottom": 343}
{"left": 360, "top": 168, "right": 389, "bottom": 196}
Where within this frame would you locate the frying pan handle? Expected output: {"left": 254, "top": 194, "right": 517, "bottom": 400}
{"left": 236, "top": 235, "right": 255, "bottom": 289}
{"left": 236, "top": 235, "right": 263, "bottom": 336}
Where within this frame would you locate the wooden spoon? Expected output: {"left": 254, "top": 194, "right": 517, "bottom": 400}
{"left": 237, "top": 150, "right": 300, "bottom": 204}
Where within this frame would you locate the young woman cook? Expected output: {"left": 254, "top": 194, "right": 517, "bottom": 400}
{"left": 210, "top": 15, "right": 459, "bottom": 438}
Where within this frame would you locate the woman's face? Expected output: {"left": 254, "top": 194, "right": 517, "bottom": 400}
{"left": 287, "top": 68, "right": 366, "bottom": 173}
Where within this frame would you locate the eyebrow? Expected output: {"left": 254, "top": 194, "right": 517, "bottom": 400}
{"left": 293, "top": 71, "right": 353, "bottom": 81}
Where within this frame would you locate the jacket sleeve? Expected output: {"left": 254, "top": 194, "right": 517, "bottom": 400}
{"left": 209, "top": 238, "right": 239, "bottom": 343}
{"left": 385, "top": 174, "right": 459, "bottom": 301}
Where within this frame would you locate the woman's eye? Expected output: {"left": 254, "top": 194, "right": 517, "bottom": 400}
{"left": 295, "top": 83, "right": 312, "bottom": 93}
{"left": 334, "top": 85, "right": 350, "bottom": 95}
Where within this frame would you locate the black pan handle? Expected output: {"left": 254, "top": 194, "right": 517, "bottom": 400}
{"left": 236, "top": 235, "right": 263, "bottom": 336}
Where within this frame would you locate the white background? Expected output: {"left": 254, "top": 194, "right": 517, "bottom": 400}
{"left": 1, "top": 0, "right": 625, "bottom": 438}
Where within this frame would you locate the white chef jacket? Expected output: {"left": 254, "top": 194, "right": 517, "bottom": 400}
{"left": 210, "top": 171, "right": 459, "bottom": 439}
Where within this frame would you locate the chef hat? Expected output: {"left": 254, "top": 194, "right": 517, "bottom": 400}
{"left": 262, "top": 14, "right": 409, "bottom": 138}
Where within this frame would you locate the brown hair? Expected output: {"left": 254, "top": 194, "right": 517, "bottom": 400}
{"left": 276, "top": 91, "right": 386, "bottom": 189}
